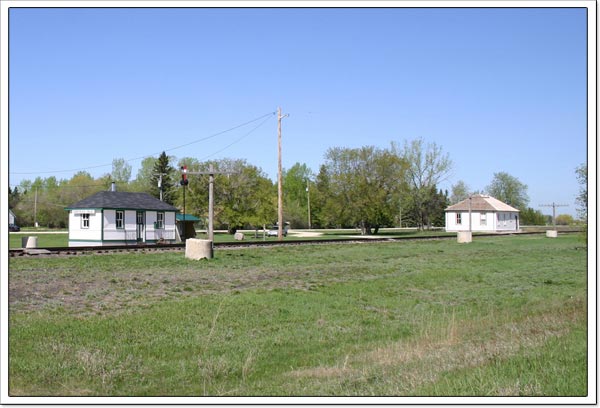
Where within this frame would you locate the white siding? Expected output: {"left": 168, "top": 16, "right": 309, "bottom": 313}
{"left": 495, "top": 212, "right": 519, "bottom": 231}
{"left": 162, "top": 211, "right": 177, "bottom": 241}
{"left": 69, "top": 208, "right": 179, "bottom": 246}
{"left": 445, "top": 211, "right": 500, "bottom": 232}
{"left": 68, "top": 210, "right": 103, "bottom": 246}
{"left": 147, "top": 211, "right": 177, "bottom": 242}
{"left": 103, "top": 210, "right": 137, "bottom": 242}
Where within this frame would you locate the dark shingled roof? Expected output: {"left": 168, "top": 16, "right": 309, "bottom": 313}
{"left": 66, "top": 191, "right": 179, "bottom": 212}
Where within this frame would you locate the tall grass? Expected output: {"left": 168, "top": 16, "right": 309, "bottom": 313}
{"left": 8, "top": 235, "right": 587, "bottom": 396}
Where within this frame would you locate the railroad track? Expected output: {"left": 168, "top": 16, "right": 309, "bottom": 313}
{"left": 8, "top": 230, "right": 577, "bottom": 258}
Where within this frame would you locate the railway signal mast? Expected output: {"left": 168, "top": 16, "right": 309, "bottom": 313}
{"left": 183, "top": 164, "right": 237, "bottom": 241}
{"left": 180, "top": 166, "right": 189, "bottom": 239}
{"left": 539, "top": 202, "right": 569, "bottom": 230}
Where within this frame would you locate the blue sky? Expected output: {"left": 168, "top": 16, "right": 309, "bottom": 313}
{"left": 7, "top": 6, "right": 589, "bottom": 216}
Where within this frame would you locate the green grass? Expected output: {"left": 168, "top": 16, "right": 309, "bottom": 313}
{"left": 8, "top": 235, "right": 587, "bottom": 397}
{"left": 9, "top": 232, "right": 69, "bottom": 249}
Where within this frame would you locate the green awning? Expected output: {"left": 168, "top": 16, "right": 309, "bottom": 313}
{"left": 176, "top": 214, "right": 201, "bottom": 222}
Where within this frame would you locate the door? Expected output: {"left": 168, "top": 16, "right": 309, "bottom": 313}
{"left": 136, "top": 211, "right": 145, "bottom": 243}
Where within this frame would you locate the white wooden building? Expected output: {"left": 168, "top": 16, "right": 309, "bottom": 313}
{"left": 66, "top": 188, "right": 180, "bottom": 247}
{"left": 445, "top": 194, "right": 520, "bottom": 233}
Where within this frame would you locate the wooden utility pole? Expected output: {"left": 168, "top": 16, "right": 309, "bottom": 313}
{"left": 277, "top": 107, "right": 289, "bottom": 241}
{"left": 34, "top": 188, "right": 38, "bottom": 228}
{"left": 306, "top": 179, "right": 311, "bottom": 230}
{"left": 540, "top": 202, "right": 569, "bottom": 230}
{"left": 468, "top": 195, "right": 472, "bottom": 233}
{"left": 186, "top": 165, "right": 236, "bottom": 241}
{"left": 154, "top": 172, "right": 168, "bottom": 201}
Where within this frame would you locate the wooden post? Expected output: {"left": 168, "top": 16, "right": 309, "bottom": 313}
{"left": 539, "top": 202, "right": 569, "bottom": 231}
{"left": 277, "top": 107, "right": 288, "bottom": 241}
{"left": 306, "top": 179, "right": 311, "bottom": 230}
{"left": 208, "top": 165, "right": 215, "bottom": 241}
{"left": 185, "top": 166, "right": 237, "bottom": 242}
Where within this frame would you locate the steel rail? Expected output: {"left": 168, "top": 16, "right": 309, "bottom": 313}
{"left": 8, "top": 230, "right": 580, "bottom": 257}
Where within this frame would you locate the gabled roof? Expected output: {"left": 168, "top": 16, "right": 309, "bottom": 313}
{"left": 445, "top": 194, "right": 519, "bottom": 212}
{"left": 66, "top": 191, "right": 179, "bottom": 212}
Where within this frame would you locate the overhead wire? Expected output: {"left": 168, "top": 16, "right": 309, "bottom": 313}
{"left": 199, "top": 113, "right": 275, "bottom": 161}
{"left": 11, "top": 111, "right": 277, "bottom": 176}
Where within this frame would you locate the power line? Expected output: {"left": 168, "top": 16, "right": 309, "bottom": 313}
{"left": 9, "top": 114, "right": 272, "bottom": 188}
{"left": 198, "top": 114, "right": 274, "bottom": 161}
{"left": 9, "top": 181, "right": 126, "bottom": 189}
{"left": 11, "top": 111, "right": 276, "bottom": 176}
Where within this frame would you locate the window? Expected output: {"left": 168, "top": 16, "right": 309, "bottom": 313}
{"left": 456, "top": 213, "right": 462, "bottom": 225}
{"left": 156, "top": 212, "right": 164, "bottom": 229}
{"left": 116, "top": 211, "right": 124, "bottom": 229}
{"left": 480, "top": 213, "right": 487, "bottom": 226}
{"left": 81, "top": 213, "right": 90, "bottom": 229}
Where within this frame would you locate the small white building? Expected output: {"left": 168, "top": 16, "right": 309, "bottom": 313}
{"left": 445, "top": 194, "right": 520, "bottom": 233}
{"left": 66, "top": 188, "right": 180, "bottom": 247}
{"left": 9, "top": 209, "right": 16, "bottom": 225}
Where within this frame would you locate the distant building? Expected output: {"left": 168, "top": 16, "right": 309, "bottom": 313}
{"left": 65, "top": 184, "right": 180, "bottom": 247}
{"left": 9, "top": 209, "right": 16, "bottom": 225}
{"left": 445, "top": 194, "right": 520, "bottom": 233}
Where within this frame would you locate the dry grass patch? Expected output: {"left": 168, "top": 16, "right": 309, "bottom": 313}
{"left": 287, "top": 299, "right": 585, "bottom": 395}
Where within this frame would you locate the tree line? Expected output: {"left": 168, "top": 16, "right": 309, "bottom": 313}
{"left": 9, "top": 139, "right": 586, "bottom": 232}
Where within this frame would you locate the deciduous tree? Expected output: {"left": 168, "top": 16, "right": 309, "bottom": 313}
{"left": 395, "top": 138, "right": 452, "bottom": 229}
{"left": 111, "top": 158, "right": 132, "bottom": 184}
{"left": 485, "top": 172, "right": 529, "bottom": 211}
{"left": 283, "top": 163, "right": 314, "bottom": 228}
{"left": 450, "top": 180, "right": 470, "bottom": 204}
{"left": 316, "top": 145, "right": 407, "bottom": 234}
{"left": 575, "top": 163, "right": 587, "bottom": 222}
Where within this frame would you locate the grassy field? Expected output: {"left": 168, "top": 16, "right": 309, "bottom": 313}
{"left": 8, "top": 234, "right": 587, "bottom": 397}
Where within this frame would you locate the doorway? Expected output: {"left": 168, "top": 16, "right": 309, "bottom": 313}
{"left": 136, "top": 211, "right": 145, "bottom": 243}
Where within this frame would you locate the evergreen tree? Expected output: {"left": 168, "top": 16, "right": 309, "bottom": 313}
{"left": 150, "top": 152, "right": 176, "bottom": 205}
{"left": 520, "top": 207, "right": 547, "bottom": 225}
{"left": 9, "top": 186, "right": 21, "bottom": 209}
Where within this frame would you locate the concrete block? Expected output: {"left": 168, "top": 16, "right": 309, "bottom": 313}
{"left": 185, "top": 239, "right": 213, "bottom": 260}
{"left": 21, "top": 236, "right": 38, "bottom": 248}
{"left": 234, "top": 232, "right": 244, "bottom": 241}
{"left": 546, "top": 230, "right": 558, "bottom": 238}
{"left": 457, "top": 231, "right": 472, "bottom": 243}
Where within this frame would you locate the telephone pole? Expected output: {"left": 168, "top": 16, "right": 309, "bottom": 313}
{"left": 154, "top": 172, "right": 168, "bottom": 201}
{"left": 277, "top": 107, "right": 289, "bottom": 241}
{"left": 34, "top": 188, "right": 38, "bottom": 228}
{"left": 539, "top": 202, "right": 569, "bottom": 229}
{"left": 185, "top": 165, "right": 237, "bottom": 241}
{"left": 306, "top": 179, "right": 312, "bottom": 230}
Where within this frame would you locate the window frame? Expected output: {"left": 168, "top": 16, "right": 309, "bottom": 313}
{"left": 116, "top": 210, "right": 124, "bottom": 229}
{"left": 156, "top": 212, "right": 165, "bottom": 229}
{"left": 81, "top": 213, "right": 90, "bottom": 229}
{"left": 456, "top": 213, "right": 462, "bottom": 225}
{"left": 480, "top": 213, "right": 487, "bottom": 226}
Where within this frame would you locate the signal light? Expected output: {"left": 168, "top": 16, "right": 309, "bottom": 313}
{"left": 180, "top": 165, "right": 189, "bottom": 186}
